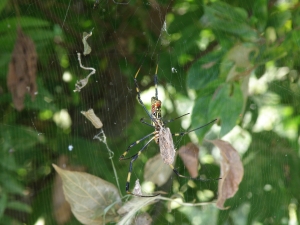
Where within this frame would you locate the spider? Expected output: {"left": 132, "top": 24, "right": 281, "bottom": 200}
{"left": 119, "top": 63, "right": 218, "bottom": 197}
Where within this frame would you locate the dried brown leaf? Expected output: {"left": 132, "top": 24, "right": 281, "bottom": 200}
{"left": 144, "top": 153, "right": 173, "bottom": 187}
{"left": 52, "top": 156, "right": 85, "bottom": 225}
{"left": 7, "top": 27, "right": 37, "bottom": 111}
{"left": 207, "top": 139, "right": 244, "bottom": 209}
{"left": 178, "top": 143, "right": 199, "bottom": 178}
{"left": 82, "top": 30, "right": 93, "bottom": 56}
{"left": 53, "top": 164, "right": 121, "bottom": 225}
{"left": 81, "top": 109, "right": 103, "bottom": 129}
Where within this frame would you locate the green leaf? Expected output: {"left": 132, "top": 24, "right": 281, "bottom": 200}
{"left": 0, "top": 154, "right": 17, "bottom": 171}
{"left": 0, "top": 173, "right": 24, "bottom": 195}
{"left": 168, "top": 5, "right": 204, "bottom": 34}
{"left": 220, "top": 43, "right": 258, "bottom": 82}
{"left": 255, "top": 45, "right": 287, "bottom": 65}
{"left": 201, "top": 2, "right": 258, "bottom": 41}
{"left": 0, "top": 192, "right": 7, "bottom": 218}
{"left": 191, "top": 96, "right": 216, "bottom": 139}
{"left": 268, "top": 10, "right": 291, "bottom": 29}
{"left": 7, "top": 201, "right": 32, "bottom": 213}
{"left": 24, "top": 78, "right": 58, "bottom": 112}
{"left": 0, "top": 125, "right": 44, "bottom": 152}
{"left": 208, "top": 83, "right": 243, "bottom": 137}
{"left": 0, "top": 17, "right": 50, "bottom": 34}
{"left": 252, "top": 0, "right": 268, "bottom": 31}
{"left": 0, "top": 0, "right": 8, "bottom": 14}
{"left": 187, "top": 50, "right": 225, "bottom": 91}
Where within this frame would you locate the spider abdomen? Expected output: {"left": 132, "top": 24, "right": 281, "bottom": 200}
{"left": 159, "top": 127, "right": 175, "bottom": 165}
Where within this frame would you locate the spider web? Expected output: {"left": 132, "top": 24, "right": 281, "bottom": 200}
{"left": 1, "top": 0, "right": 300, "bottom": 225}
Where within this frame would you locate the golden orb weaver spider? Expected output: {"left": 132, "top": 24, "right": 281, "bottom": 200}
{"left": 119, "top": 63, "right": 219, "bottom": 197}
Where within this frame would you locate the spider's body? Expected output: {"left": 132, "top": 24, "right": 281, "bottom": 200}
{"left": 119, "top": 63, "right": 218, "bottom": 197}
{"left": 151, "top": 97, "right": 164, "bottom": 144}
{"left": 150, "top": 96, "right": 176, "bottom": 164}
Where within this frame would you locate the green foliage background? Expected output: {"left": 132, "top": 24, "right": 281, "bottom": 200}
{"left": 0, "top": 0, "right": 300, "bottom": 224}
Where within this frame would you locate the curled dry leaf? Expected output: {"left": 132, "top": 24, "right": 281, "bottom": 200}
{"left": 7, "top": 27, "right": 37, "bottom": 111}
{"left": 82, "top": 29, "right": 93, "bottom": 56}
{"left": 74, "top": 77, "right": 90, "bottom": 92}
{"left": 178, "top": 143, "right": 199, "bottom": 178}
{"left": 144, "top": 153, "right": 174, "bottom": 187}
{"left": 81, "top": 109, "right": 103, "bottom": 129}
{"left": 74, "top": 53, "right": 96, "bottom": 92}
{"left": 53, "top": 164, "right": 121, "bottom": 225}
{"left": 52, "top": 155, "right": 85, "bottom": 224}
{"left": 207, "top": 139, "right": 244, "bottom": 209}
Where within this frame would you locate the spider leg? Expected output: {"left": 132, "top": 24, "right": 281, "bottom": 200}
{"left": 140, "top": 117, "right": 155, "bottom": 128}
{"left": 119, "top": 131, "right": 156, "bottom": 160}
{"left": 134, "top": 67, "right": 156, "bottom": 123}
{"left": 172, "top": 119, "right": 217, "bottom": 137}
{"left": 169, "top": 164, "right": 221, "bottom": 181}
{"left": 163, "top": 113, "right": 190, "bottom": 124}
{"left": 125, "top": 136, "right": 159, "bottom": 197}
{"left": 154, "top": 63, "right": 158, "bottom": 99}
{"left": 169, "top": 118, "right": 220, "bottom": 181}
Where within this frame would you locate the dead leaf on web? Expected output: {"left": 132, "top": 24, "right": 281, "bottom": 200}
{"left": 7, "top": 27, "right": 37, "bottom": 111}
{"left": 81, "top": 109, "right": 103, "bottom": 129}
{"left": 132, "top": 179, "right": 143, "bottom": 196}
{"left": 206, "top": 139, "right": 244, "bottom": 209}
{"left": 178, "top": 143, "right": 199, "bottom": 178}
{"left": 53, "top": 164, "right": 121, "bottom": 225}
{"left": 52, "top": 155, "right": 85, "bottom": 224}
{"left": 82, "top": 29, "right": 93, "bottom": 56}
{"left": 144, "top": 153, "right": 174, "bottom": 187}
{"left": 74, "top": 53, "right": 96, "bottom": 92}
{"left": 134, "top": 212, "right": 152, "bottom": 225}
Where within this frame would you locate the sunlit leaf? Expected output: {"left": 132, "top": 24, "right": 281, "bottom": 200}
{"left": 201, "top": 2, "right": 257, "bottom": 41}
{"left": 192, "top": 96, "right": 217, "bottom": 139}
{"left": 144, "top": 153, "right": 173, "bottom": 187}
{"left": 206, "top": 139, "right": 243, "bottom": 209}
{"left": 208, "top": 83, "right": 243, "bottom": 137}
{"left": 220, "top": 43, "right": 258, "bottom": 82}
{"left": 53, "top": 164, "right": 121, "bottom": 225}
{"left": 187, "top": 50, "right": 224, "bottom": 91}
{"left": 268, "top": 10, "right": 291, "bottom": 29}
{"left": 178, "top": 143, "right": 199, "bottom": 178}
